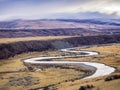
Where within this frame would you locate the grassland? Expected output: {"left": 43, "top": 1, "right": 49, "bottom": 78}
{"left": 0, "top": 50, "right": 89, "bottom": 90}
{"left": 54, "top": 44, "right": 120, "bottom": 90}
{"left": 0, "top": 44, "right": 120, "bottom": 90}
{"left": 0, "top": 36, "right": 74, "bottom": 44}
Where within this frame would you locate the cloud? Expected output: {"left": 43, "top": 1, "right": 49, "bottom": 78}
{"left": 0, "top": 0, "right": 120, "bottom": 20}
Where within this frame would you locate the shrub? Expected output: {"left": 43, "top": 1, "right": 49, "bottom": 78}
{"left": 105, "top": 74, "right": 120, "bottom": 81}
{"left": 79, "top": 84, "right": 94, "bottom": 90}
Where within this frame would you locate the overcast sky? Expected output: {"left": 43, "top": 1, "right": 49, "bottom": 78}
{"left": 0, "top": 0, "right": 120, "bottom": 20}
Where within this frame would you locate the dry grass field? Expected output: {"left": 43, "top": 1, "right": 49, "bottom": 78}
{"left": 0, "top": 36, "right": 75, "bottom": 44}
{"left": 54, "top": 44, "right": 120, "bottom": 90}
{"left": 0, "top": 50, "right": 88, "bottom": 90}
{"left": 0, "top": 44, "right": 120, "bottom": 90}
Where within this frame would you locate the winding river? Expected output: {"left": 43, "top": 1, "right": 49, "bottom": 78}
{"left": 23, "top": 47, "right": 115, "bottom": 79}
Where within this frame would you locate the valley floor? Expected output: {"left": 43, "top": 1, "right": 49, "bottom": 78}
{"left": 0, "top": 44, "right": 120, "bottom": 90}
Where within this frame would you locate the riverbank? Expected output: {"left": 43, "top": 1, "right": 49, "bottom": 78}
{"left": 23, "top": 48, "right": 115, "bottom": 90}
{"left": 54, "top": 44, "right": 120, "bottom": 90}
{"left": 23, "top": 49, "right": 115, "bottom": 79}
{"left": 0, "top": 44, "right": 120, "bottom": 90}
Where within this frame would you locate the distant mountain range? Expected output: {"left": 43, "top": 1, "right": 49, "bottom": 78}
{"left": 0, "top": 18, "right": 120, "bottom": 29}
{"left": 47, "top": 12, "right": 119, "bottom": 19}
{"left": 0, "top": 18, "right": 120, "bottom": 38}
